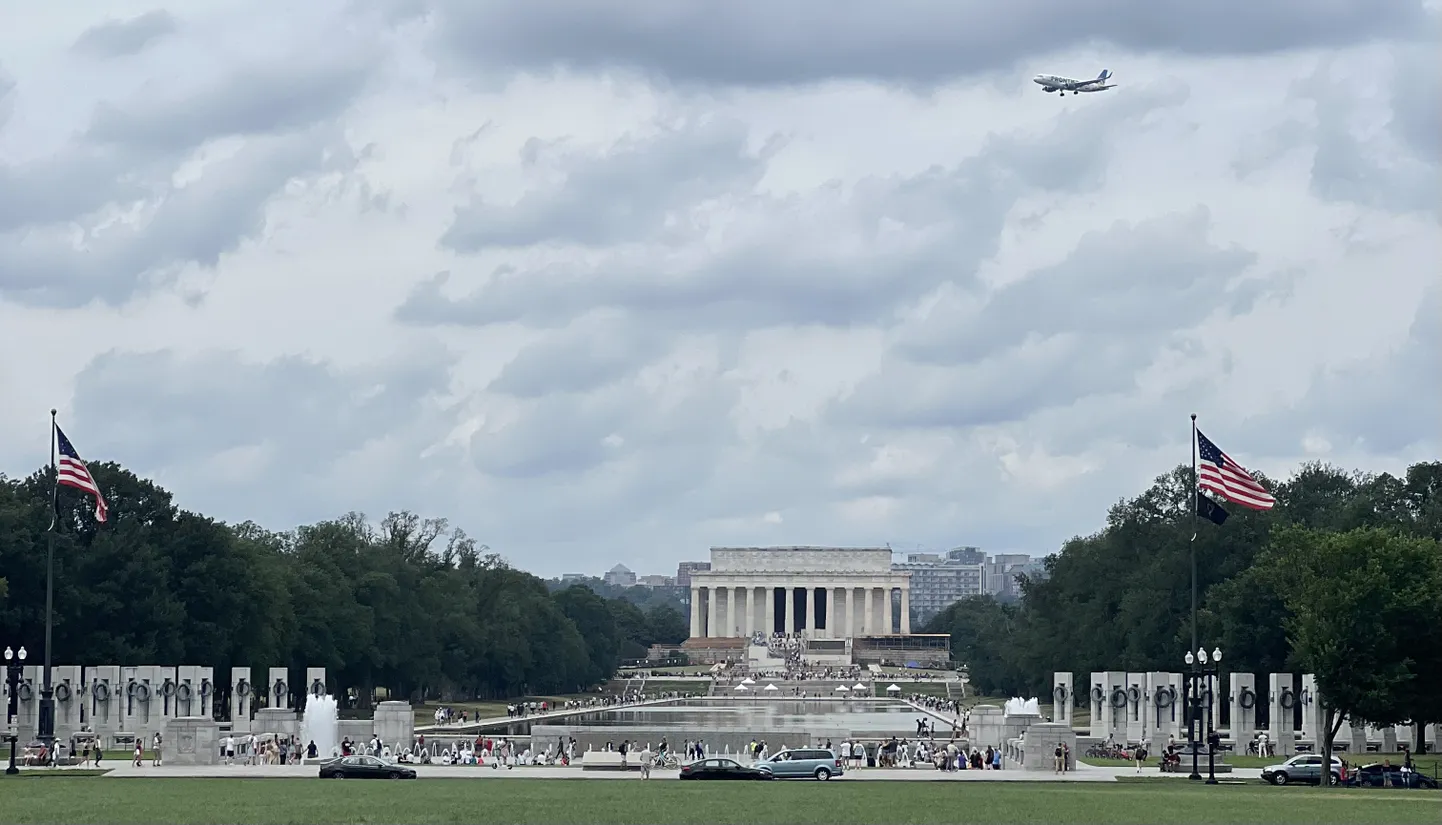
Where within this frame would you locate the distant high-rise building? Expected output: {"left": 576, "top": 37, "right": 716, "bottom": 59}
{"left": 983, "top": 554, "right": 1042, "bottom": 602}
{"left": 638, "top": 574, "right": 676, "bottom": 588}
{"left": 893, "top": 552, "right": 986, "bottom": 624}
{"left": 675, "top": 561, "right": 710, "bottom": 589}
{"left": 603, "top": 564, "right": 637, "bottom": 587}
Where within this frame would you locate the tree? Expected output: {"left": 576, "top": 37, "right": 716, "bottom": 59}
{"left": 1260, "top": 526, "right": 1442, "bottom": 769}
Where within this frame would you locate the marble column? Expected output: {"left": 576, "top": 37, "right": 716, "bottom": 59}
{"left": 900, "top": 586, "right": 911, "bottom": 634}
{"left": 875, "top": 587, "right": 888, "bottom": 634}
{"left": 863, "top": 586, "right": 874, "bottom": 635}
{"left": 801, "top": 587, "right": 813, "bottom": 636}
{"left": 769, "top": 586, "right": 779, "bottom": 636}
{"left": 706, "top": 587, "right": 718, "bottom": 638}
{"left": 725, "top": 586, "right": 736, "bottom": 637}
{"left": 784, "top": 587, "right": 795, "bottom": 635}
{"left": 832, "top": 587, "right": 844, "bottom": 638}
{"left": 690, "top": 587, "right": 702, "bottom": 638}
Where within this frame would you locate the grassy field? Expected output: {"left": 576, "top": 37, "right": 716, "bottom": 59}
{"left": 0, "top": 776, "right": 1436, "bottom": 824}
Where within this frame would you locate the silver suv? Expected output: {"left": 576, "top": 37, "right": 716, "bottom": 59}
{"left": 754, "top": 748, "right": 844, "bottom": 780}
{"left": 1261, "top": 753, "right": 1345, "bottom": 786}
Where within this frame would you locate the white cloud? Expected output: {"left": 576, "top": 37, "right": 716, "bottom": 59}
{"left": 0, "top": 1, "right": 1437, "bottom": 579}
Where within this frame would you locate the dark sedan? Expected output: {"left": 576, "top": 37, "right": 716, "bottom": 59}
{"left": 318, "top": 755, "right": 417, "bottom": 779}
{"left": 1351, "top": 763, "right": 1439, "bottom": 789}
{"left": 679, "top": 757, "right": 772, "bottom": 780}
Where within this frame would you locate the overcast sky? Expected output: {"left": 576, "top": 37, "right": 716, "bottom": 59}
{"left": 1, "top": 1, "right": 1437, "bottom": 578}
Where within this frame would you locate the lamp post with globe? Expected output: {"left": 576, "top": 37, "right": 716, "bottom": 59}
{"left": 4, "top": 645, "right": 26, "bottom": 776}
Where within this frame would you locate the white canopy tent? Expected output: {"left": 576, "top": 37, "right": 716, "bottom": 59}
{"left": 886, "top": 684, "right": 902, "bottom": 693}
{"left": 763, "top": 683, "right": 779, "bottom": 692}
{"left": 734, "top": 684, "right": 749, "bottom": 691}
{"left": 834, "top": 685, "right": 849, "bottom": 692}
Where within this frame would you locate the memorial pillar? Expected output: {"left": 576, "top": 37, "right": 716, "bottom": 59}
{"left": 768, "top": 586, "right": 779, "bottom": 636}
{"left": 842, "top": 587, "right": 854, "bottom": 637}
{"left": 863, "top": 585, "right": 874, "bottom": 635}
{"left": 690, "top": 587, "right": 703, "bottom": 638}
{"left": 900, "top": 585, "right": 911, "bottom": 635}
{"left": 706, "top": 587, "right": 718, "bottom": 637}
{"left": 832, "top": 587, "right": 844, "bottom": 638}
{"left": 725, "top": 586, "right": 736, "bottom": 637}
{"left": 801, "top": 587, "right": 813, "bottom": 636}
{"left": 784, "top": 587, "right": 796, "bottom": 635}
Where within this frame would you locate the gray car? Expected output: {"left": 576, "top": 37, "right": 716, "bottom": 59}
{"left": 1261, "top": 753, "right": 1345, "bottom": 786}
{"left": 754, "top": 748, "right": 844, "bottom": 780}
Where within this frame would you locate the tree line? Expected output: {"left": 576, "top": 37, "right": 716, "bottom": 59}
{"left": 924, "top": 460, "right": 1442, "bottom": 753}
{"left": 0, "top": 463, "right": 689, "bottom": 708}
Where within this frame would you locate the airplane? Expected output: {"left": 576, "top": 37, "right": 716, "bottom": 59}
{"left": 1033, "top": 69, "right": 1115, "bottom": 96}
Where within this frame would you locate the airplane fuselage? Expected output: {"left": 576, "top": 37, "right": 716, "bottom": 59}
{"left": 1033, "top": 70, "right": 1115, "bottom": 95}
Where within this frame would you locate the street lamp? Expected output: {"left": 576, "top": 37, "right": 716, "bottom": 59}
{"left": 4, "top": 645, "right": 26, "bottom": 776}
{"left": 1205, "top": 648, "right": 1222, "bottom": 785}
{"left": 1185, "top": 650, "right": 1200, "bottom": 780}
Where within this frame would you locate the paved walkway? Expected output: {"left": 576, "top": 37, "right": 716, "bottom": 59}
{"left": 34, "top": 762, "right": 1261, "bottom": 782}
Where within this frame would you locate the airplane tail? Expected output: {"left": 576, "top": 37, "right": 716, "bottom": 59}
{"left": 1097, "top": 69, "right": 1112, "bottom": 81}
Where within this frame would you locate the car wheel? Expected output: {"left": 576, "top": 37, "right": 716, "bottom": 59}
{"left": 815, "top": 767, "right": 832, "bottom": 781}
{"left": 1270, "top": 772, "right": 1287, "bottom": 786}
{"left": 389, "top": 772, "right": 402, "bottom": 779}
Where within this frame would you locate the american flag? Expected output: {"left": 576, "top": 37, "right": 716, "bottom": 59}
{"left": 56, "top": 425, "right": 108, "bottom": 523}
{"left": 1196, "top": 429, "right": 1274, "bottom": 511}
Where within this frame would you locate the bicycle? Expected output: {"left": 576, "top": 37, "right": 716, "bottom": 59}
{"left": 654, "top": 753, "right": 680, "bottom": 770}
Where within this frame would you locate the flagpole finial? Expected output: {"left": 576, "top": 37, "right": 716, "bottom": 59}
{"left": 51, "top": 408, "right": 57, "bottom": 417}
{"left": 1190, "top": 413, "right": 1197, "bottom": 422}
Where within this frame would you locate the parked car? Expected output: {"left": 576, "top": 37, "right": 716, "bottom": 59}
{"left": 678, "top": 757, "right": 771, "bottom": 780}
{"left": 1351, "top": 762, "right": 1439, "bottom": 789}
{"left": 318, "top": 754, "right": 417, "bottom": 779}
{"left": 1260, "top": 754, "right": 1346, "bottom": 786}
{"left": 754, "top": 748, "right": 844, "bottom": 780}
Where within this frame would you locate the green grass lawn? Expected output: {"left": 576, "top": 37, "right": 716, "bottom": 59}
{"left": 0, "top": 776, "right": 1436, "bottom": 824}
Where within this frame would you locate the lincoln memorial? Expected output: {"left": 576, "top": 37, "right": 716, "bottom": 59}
{"left": 687, "top": 546, "right": 912, "bottom": 640}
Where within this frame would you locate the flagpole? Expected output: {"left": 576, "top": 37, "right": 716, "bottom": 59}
{"left": 1189, "top": 413, "right": 1198, "bottom": 655}
{"left": 40, "top": 408, "right": 57, "bottom": 744}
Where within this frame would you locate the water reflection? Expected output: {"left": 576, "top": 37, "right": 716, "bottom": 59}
{"left": 477, "top": 698, "right": 929, "bottom": 735}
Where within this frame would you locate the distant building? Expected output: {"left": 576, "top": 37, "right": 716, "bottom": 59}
{"left": 893, "top": 551, "right": 986, "bottom": 624}
{"left": 638, "top": 574, "right": 675, "bottom": 588}
{"left": 560, "top": 573, "right": 587, "bottom": 583}
{"left": 603, "top": 564, "right": 637, "bottom": 588}
{"left": 675, "top": 561, "right": 711, "bottom": 589}
{"left": 983, "top": 554, "right": 1043, "bottom": 602}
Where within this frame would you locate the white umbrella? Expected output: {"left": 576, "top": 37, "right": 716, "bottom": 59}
{"left": 834, "top": 685, "right": 849, "bottom": 692}
{"left": 886, "top": 684, "right": 902, "bottom": 692}
{"left": 741, "top": 677, "right": 756, "bottom": 685}
{"left": 734, "top": 684, "right": 749, "bottom": 691}
{"left": 763, "top": 683, "right": 779, "bottom": 692}
{"left": 853, "top": 682, "right": 867, "bottom": 691}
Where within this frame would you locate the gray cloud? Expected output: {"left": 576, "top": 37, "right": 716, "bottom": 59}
{"left": 834, "top": 208, "right": 1261, "bottom": 430}
{"left": 72, "top": 10, "right": 178, "bottom": 59}
{"left": 896, "top": 207, "right": 1260, "bottom": 365}
{"left": 415, "top": 0, "right": 1430, "bottom": 87}
{"left": 487, "top": 311, "right": 669, "bottom": 398}
{"left": 70, "top": 346, "right": 455, "bottom": 521}
{"left": 85, "top": 52, "right": 375, "bottom": 156}
{"left": 442, "top": 118, "right": 772, "bottom": 250}
{"left": 403, "top": 82, "right": 1186, "bottom": 334}
{"left": 1244, "top": 44, "right": 1440, "bottom": 215}
{"left": 1242, "top": 287, "right": 1441, "bottom": 457}
{"left": 0, "top": 130, "right": 349, "bottom": 307}
{"left": 0, "top": 38, "right": 379, "bottom": 308}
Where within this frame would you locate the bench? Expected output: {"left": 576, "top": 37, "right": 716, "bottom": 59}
{"left": 580, "top": 752, "right": 638, "bottom": 771}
